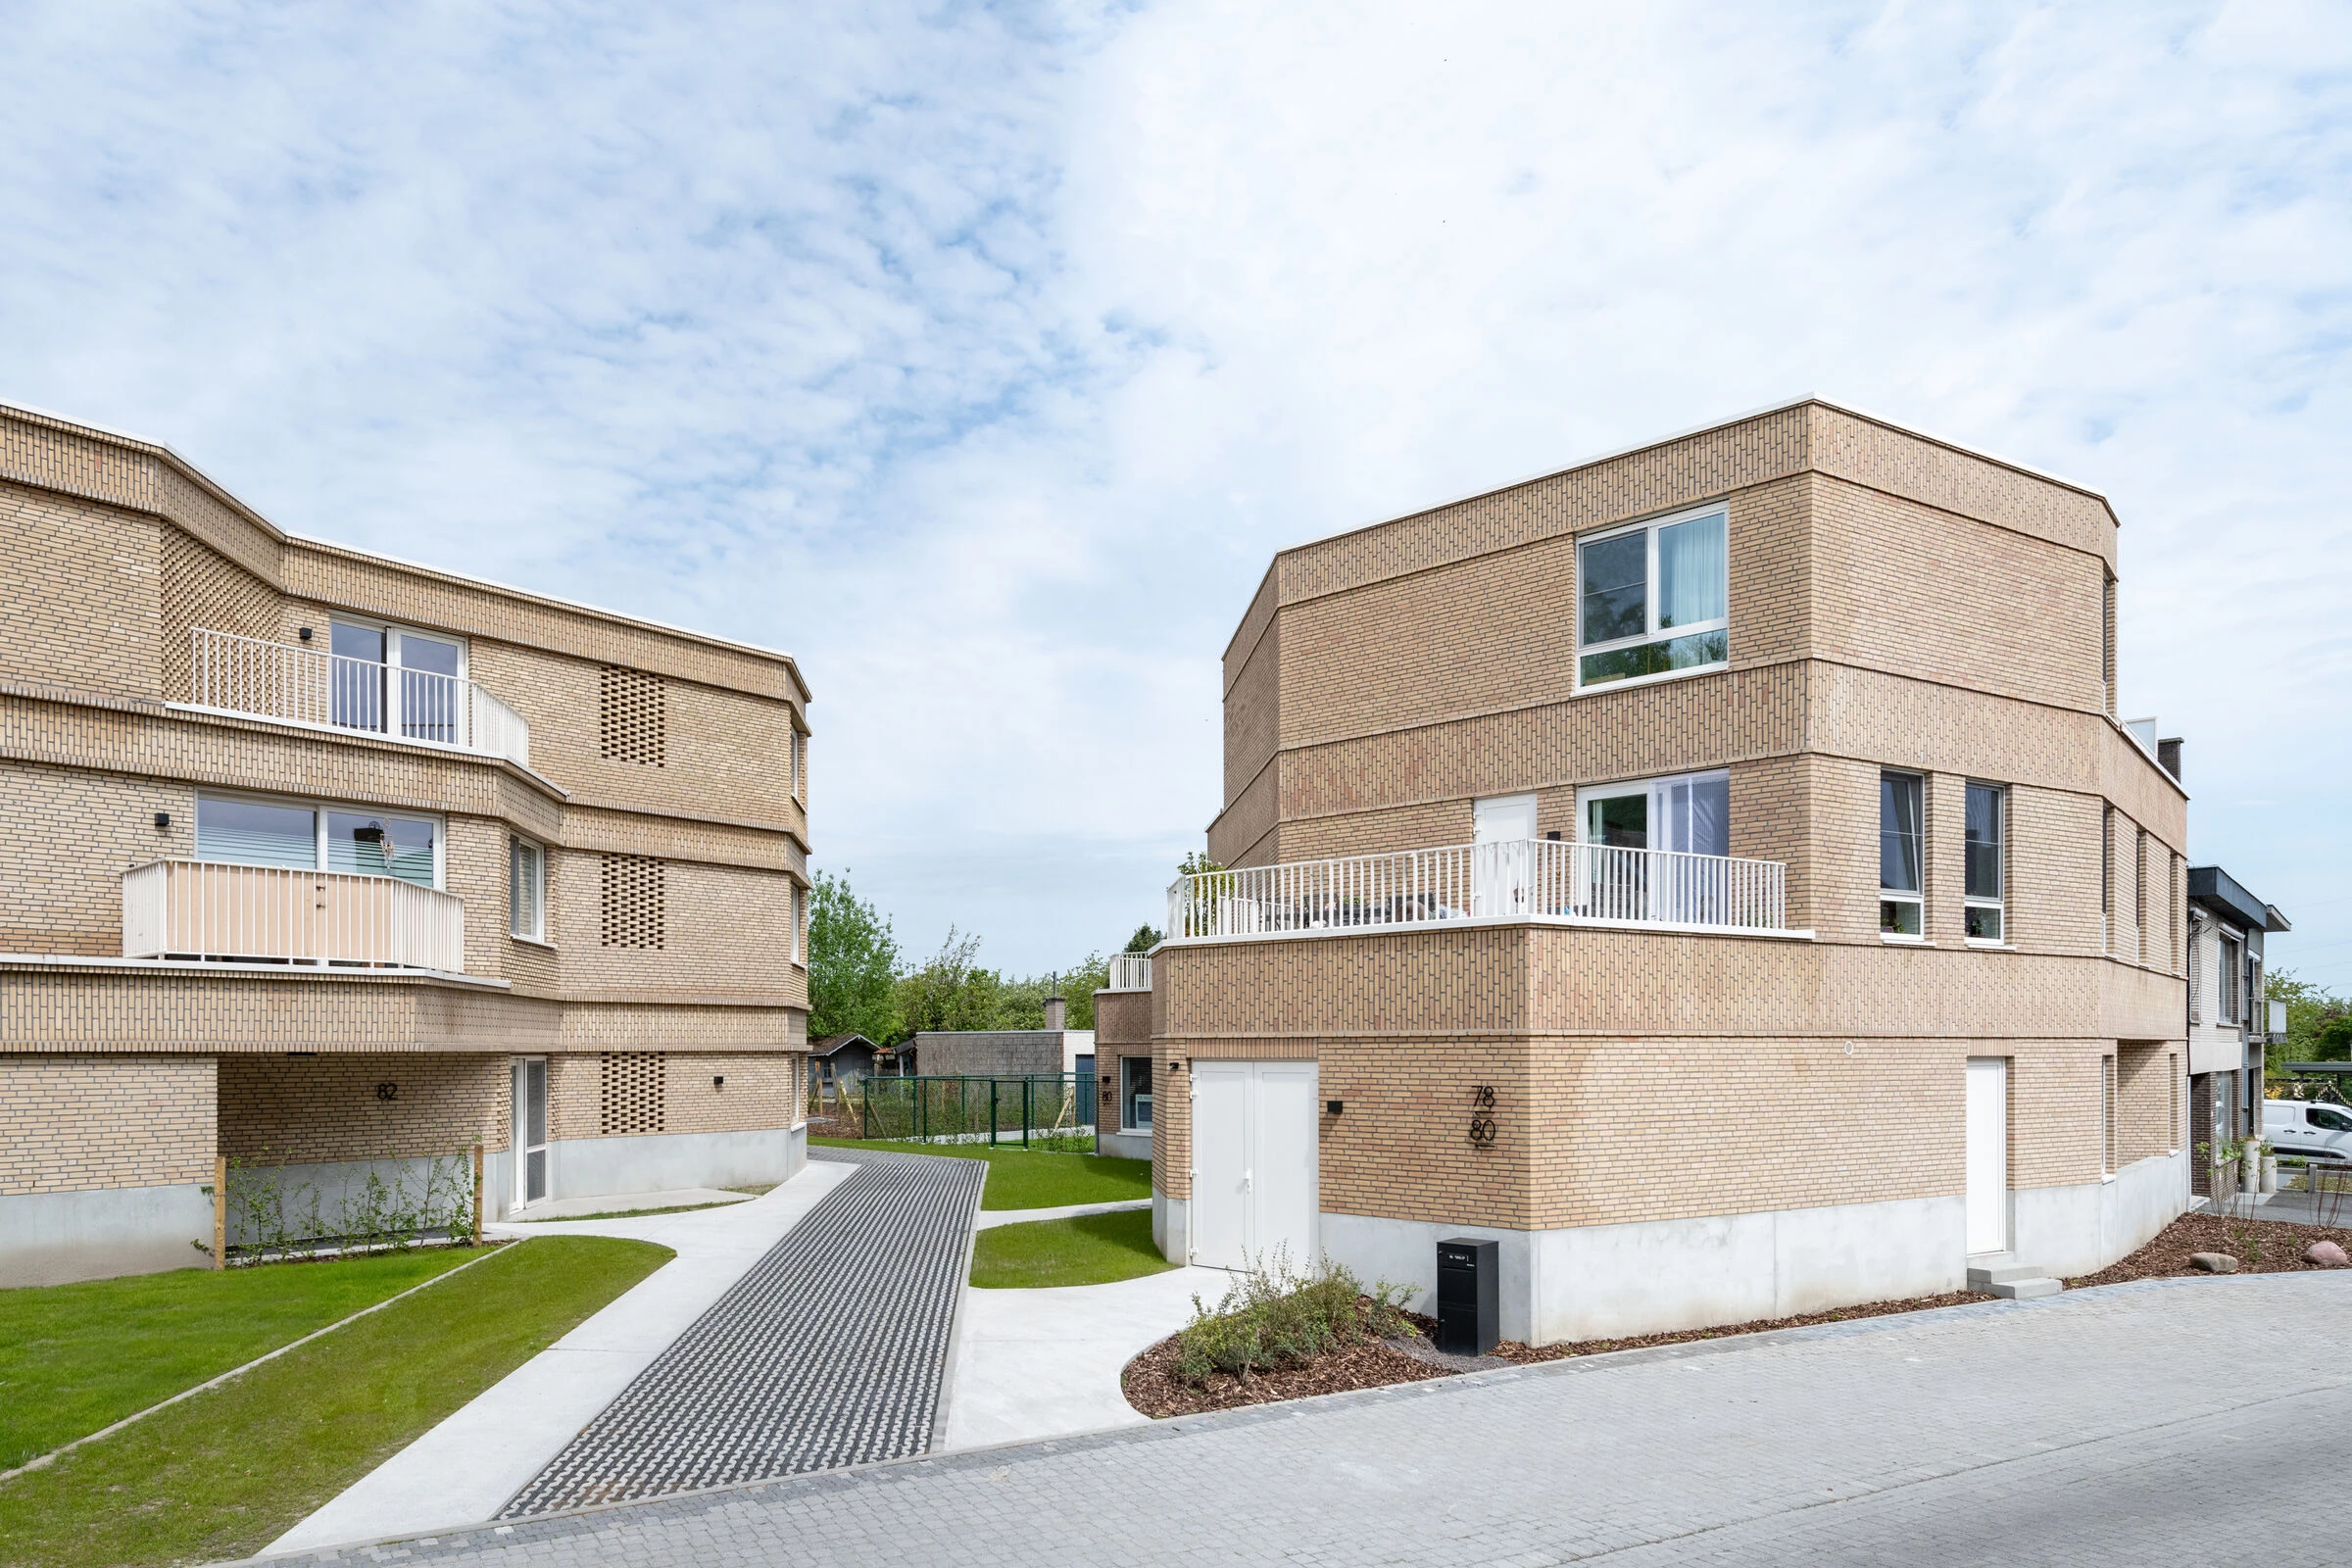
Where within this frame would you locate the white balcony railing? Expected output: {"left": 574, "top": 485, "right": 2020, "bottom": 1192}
{"left": 1167, "top": 838, "right": 1787, "bottom": 943}
{"left": 189, "top": 628, "right": 530, "bottom": 768}
{"left": 123, "top": 859, "right": 466, "bottom": 972}
{"left": 1104, "top": 954, "right": 1152, "bottom": 992}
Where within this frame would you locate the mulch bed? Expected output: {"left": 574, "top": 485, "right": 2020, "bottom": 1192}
{"left": 1123, "top": 1316, "right": 1455, "bottom": 1417}
{"left": 2063, "top": 1210, "right": 2349, "bottom": 1286}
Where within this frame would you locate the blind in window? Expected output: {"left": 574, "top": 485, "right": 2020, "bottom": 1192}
{"left": 196, "top": 798, "right": 318, "bottom": 870}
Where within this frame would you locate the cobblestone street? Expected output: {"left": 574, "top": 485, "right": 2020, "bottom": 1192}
{"left": 266, "top": 1271, "right": 2352, "bottom": 1567}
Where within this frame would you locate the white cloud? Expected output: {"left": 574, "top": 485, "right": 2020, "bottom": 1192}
{"left": 2, "top": 0, "right": 2346, "bottom": 981}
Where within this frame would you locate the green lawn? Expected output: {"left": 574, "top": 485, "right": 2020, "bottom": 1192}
{"left": 812, "top": 1138, "right": 1151, "bottom": 1210}
{"left": 0, "top": 1247, "right": 484, "bottom": 1471}
{"left": 0, "top": 1236, "right": 669, "bottom": 1568}
{"left": 970, "top": 1209, "right": 1174, "bottom": 1289}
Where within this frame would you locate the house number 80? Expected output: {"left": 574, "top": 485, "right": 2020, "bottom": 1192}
{"left": 1468, "top": 1084, "right": 1497, "bottom": 1147}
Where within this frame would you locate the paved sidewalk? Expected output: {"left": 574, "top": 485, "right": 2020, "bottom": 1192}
{"left": 268, "top": 1161, "right": 855, "bottom": 1553}
{"left": 942, "top": 1262, "right": 1227, "bottom": 1449}
{"left": 256, "top": 1272, "right": 2352, "bottom": 1568}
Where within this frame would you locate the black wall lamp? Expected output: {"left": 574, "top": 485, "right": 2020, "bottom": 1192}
{"left": 298, "top": 626, "right": 314, "bottom": 642}
{"left": 712, "top": 1074, "right": 726, "bottom": 1090}
{"left": 1326, "top": 1100, "right": 1344, "bottom": 1116}
{"left": 154, "top": 811, "right": 171, "bottom": 829}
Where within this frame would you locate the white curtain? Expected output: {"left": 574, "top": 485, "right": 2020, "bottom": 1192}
{"left": 1658, "top": 514, "right": 1727, "bottom": 629}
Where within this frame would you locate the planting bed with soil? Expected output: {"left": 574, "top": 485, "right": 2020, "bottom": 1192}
{"left": 2064, "top": 1210, "right": 2351, "bottom": 1285}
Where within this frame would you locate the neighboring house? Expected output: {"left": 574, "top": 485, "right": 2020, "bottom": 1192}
{"left": 1147, "top": 398, "right": 2191, "bottom": 1346}
{"left": 2184, "top": 862, "right": 2290, "bottom": 1194}
{"left": 1094, "top": 954, "right": 1152, "bottom": 1160}
{"left": 0, "top": 403, "right": 813, "bottom": 1286}
{"left": 810, "top": 1033, "right": 880, "bottom": 1095}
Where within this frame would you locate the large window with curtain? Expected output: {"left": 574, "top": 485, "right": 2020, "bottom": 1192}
{"left": 196, "top": 794, "right": 442, "bottom": 890}
{"left": 1880, "top": 771, "right": 1924, "bottom": 939}
{"left": 1577, "top": 506, "right": 1729, "bottom": 689}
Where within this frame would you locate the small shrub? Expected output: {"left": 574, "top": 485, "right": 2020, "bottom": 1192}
{"left": 1175, "top": 1250, "right": 1411, "bottom": 1383}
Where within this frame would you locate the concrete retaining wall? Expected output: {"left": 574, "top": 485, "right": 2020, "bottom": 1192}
{"left": 0, "top": 1182, "right": 216, "bottom": 1287}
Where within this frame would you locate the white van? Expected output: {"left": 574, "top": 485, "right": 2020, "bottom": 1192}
{"left": 2265, "top": 1100, "right": 2352, "bottom": 1163}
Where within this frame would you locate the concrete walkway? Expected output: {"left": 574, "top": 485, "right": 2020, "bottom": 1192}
{"left": 257, "top": 1272, "right": 2352, "bottom": 1568}
{"left": 972, "top": 1197, "right": 1152, "bottom": 1230}
{"left": 267, "top": 1160, "right": 854, "bottom": 1553}
{"left": 941, "top": 1262, "right": 1230, "bottom": 1450}
{"left": 504, "top": 1187, "right": 754, "bottom": 1221}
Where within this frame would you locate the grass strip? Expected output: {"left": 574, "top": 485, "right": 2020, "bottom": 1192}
{"left": 812, "top": 1137, "right": 1150, "bottom": 1210}
{"left": 0, "top": 1248, "right": 483, "bottom": 1470}
{"left": 970, "top": 1208, "right": 1174, "bottom": 1289}
{"left": 0, "top": 1235, "right": 669, "bottom": 1568}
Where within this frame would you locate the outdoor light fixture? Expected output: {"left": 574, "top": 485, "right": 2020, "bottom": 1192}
{"left": 298, "top": 626, "right": 313, "bottom": 641}
{"left": 154, "top": 811, "right": 170, "bottom": 829}
{"left": 712, "top": 1074, "right": 725, "bottom": 1090}
{"left": 1326, "top": 1100, "right": 1344, "bottom": 1116}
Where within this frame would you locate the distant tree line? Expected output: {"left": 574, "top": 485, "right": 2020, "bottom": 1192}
{"left": 807, "top": 868, "right": 1161, "bottom": 1048}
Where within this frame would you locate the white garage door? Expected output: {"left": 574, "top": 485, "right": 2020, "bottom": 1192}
{"left": 1190, "top": 1060, "right": 1319, "bottom": 1272}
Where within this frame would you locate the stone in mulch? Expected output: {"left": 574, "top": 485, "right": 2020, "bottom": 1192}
{"left": 2064, "top": 1211, "right": 2352, "bottom": 1287}
{"left": 2307, "top": 1240, "right": 2349, "bottom": 1267}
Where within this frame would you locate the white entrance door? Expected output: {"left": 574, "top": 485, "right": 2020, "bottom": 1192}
{"left": 1965, "top": 1056, "right": 2008, "bottom": 1254}
{"left": 1190, "top": 1060, "right": 1320, "bottom": 1272}
{"left": 514, "top": 1057, "right": 549, "bottom": 1207}
{"left": 1472, "top": 793, "right": 1538, "bottom": 917}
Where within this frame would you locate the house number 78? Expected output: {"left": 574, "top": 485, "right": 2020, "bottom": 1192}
{"left": 1468, "top": 1084, "right": 1497, "bottom": 1147}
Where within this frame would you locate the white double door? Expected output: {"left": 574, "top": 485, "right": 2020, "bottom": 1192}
{"left": 1191, "top": 1061, "right": 1319, "bottom": 1272}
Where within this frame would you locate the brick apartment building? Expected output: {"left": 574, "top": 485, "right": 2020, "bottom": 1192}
{"left": 0, "top": 403, "right": 811, "bottom": 1285}
{"left": 1142, "top": 399, "right": 2192, "bottom": 1344}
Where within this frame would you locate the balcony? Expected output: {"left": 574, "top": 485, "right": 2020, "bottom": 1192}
{"left": 1167, "top": 838, "right": 1788, "bottom": 943}
{"left": 122, "top": 859, "right": 466, "bottom": 972}
{"left": 1103, "top": 954, "right": 1152, "bottom": 992}
{"left": 186, "top": 628, "right": 530, "bottom": 767}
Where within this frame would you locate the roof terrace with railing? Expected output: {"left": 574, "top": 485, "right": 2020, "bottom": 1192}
{"left": 182, "top": 627, "right": 530, "bottom": 768}
{"left": 1166, "top": 838, "right": 1804, "bottom": 944}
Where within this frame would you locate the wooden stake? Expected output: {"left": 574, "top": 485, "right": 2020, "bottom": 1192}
{"left": 212, "top": 1154, "right": 227, "bottom": 1270}
{"left": 471, "top": 1143, "right": 484, "bottom": 1245}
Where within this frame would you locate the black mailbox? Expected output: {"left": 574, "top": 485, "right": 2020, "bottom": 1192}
{"left": 1436, "top": 1236, "right": 1498, "bottom": 1356}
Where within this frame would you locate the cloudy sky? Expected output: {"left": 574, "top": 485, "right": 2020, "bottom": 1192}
{"left": 4, "top": 1, "right": 2347, "bottom": 985}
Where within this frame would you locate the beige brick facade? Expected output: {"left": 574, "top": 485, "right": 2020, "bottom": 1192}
{"left": 1168, "top": 401, "right": 2189, "bottom": 1308}
{"left": 0, "top": 403, "right": 810, "bottom": 1228}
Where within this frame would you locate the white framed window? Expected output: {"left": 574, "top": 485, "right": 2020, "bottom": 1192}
{"left": 1575, "top": 770, "right": 1730, "bottom": 856}
{"left": 792, "top": 731, "right": 808, "bottom": 801}
{"left": 327, "top": 618, "right": 470, "bottom": 746}
{"left": 793, "top": 883, "right": 807, "bottom": 965}
{"left": 1879, "top": 771, "right": 1924, "bottom": 940}
{"left": 510, "top": 836, "right": 546, "bottom": 942}
{"left": 1121, "top": 1055, "right": 1153, "bottom": 1132}
{"left": 196, "top": 792, "right": 444, "bottom": 890}
{"left": 1577, "top": 505, "right": 1729, "bottom": 690}
{"left": 2219, "top": 931, "right": 2241, "bottom": 1026}
{"left": 1964, "top": 782, "right": 2006, "bottom": 944}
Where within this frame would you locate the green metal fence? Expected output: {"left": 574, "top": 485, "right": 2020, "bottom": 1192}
{"left": 857, "top": 1073, "right": 1097, "bottom": 1149}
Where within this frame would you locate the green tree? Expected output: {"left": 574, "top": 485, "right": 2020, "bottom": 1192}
{"left": 2268, "top": 969, "right": 2352, "bottom": 1063}
{"left": 807, "top": 869, "right": 902, "bottom": 1045}
{"left": 1123, "top": 924, "right": 1161, "bottom": 954}
{"left": 895, "top": 927, "right": 1004, "bottom": 1037}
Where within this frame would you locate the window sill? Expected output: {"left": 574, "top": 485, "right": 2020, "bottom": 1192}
{"left": 1880, "top": 934, "right": 1931, "bottom": 946}
{"left": 1965, "top": 940, "right": 2015, "bottom": 952}
{"left": 1572, "top": 661, "right": 1730, "bottom": 699}
{"left": 511, "top": 934, "right": 558, "bottom": 952}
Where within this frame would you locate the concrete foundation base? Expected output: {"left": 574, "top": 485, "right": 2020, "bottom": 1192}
{"left": 1097, "top": 1130, "right": 1151, "bottom": 1161}
{"left": 503, "top": 1124, "right": 807, "bottom": 1217}
{"left": 1155, "top": 1150, "right": 2191, "bottom": 1346}
{"left": 0, "top": 1183, "right": 216, "bottom": 1287}
{"left": 2012, "top": 1149, "right": 2187, "bottom": 1278}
